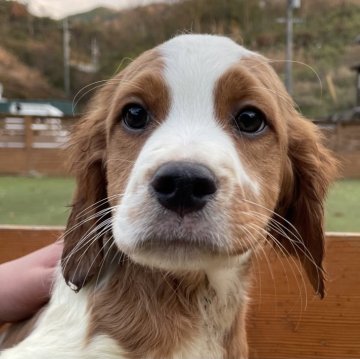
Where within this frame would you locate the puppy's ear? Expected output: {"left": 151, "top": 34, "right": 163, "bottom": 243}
{"left": 272, "top": 115, "right": 337, "bottom": 298}
{"left": 61, "top": 87, "right": 112, "bottom": 292}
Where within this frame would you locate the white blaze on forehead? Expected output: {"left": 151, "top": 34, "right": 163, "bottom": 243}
{"left": 160, "top": 34, "right": 254, "bottom": 113}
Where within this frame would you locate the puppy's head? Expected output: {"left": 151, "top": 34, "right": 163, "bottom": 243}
{"left": 61, "top": 35, "right": 336, "bottom": 297}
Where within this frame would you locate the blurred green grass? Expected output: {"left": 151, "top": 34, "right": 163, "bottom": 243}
{"left": 325, "top": 180, "right": 360, "bottom": 232}
{"left": 0, "top": 176, "right": 359, "bottom": 232}
{"left": 0, "top": 176, "right": 74, "bottom": 226}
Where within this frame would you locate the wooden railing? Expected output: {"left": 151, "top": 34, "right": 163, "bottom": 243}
{"left": 0, "top": 114, "right": 77, "bottom": 176}
{"left": 0, "top": 226, "right": 359, "bottom": 358}
{"left": 317, "top": 120, "right": 360, "bottom": 178}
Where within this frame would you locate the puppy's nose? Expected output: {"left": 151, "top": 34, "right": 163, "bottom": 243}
{"left": 151, "top": 161, "right": 217, "bottom": 216}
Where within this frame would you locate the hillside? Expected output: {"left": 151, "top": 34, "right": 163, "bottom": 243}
{"left": 0, "top": 46, "right": 62, "bottom": 98}
{"left": 0, "top": 0, "right": 359, "bottom": 117}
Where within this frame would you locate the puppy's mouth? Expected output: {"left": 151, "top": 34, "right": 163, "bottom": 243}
{"left": 136, "top": 234, "right": 218, "bottom": 253}
{"left": 118, "top": 209, "right": 252, "bottom": 270}
{"left": 113, "top": 199, "right": 256, "bottom": 272}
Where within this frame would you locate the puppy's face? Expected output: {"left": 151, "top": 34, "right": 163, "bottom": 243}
{"left": 108, "top": 35, "right": 284, "bottom": 270}
{"left": 62, "top": 35, "right": 336, "bottom": 296}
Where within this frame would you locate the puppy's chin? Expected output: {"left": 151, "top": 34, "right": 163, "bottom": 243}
{"left": 116, "top": 238, "right": 250, "bottom": 272}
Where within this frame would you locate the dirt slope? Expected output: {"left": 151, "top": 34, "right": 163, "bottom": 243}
{"left": 0, "top": 46, "right": 62, "bottom": 99}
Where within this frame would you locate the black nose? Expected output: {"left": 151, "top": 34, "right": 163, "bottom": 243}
{"left": 151, "top": 161, "right": 217, "bottom": 216}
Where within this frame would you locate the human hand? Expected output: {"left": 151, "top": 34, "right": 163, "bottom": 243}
{"left": 0, "top": 242, "right": 63, "bottom": 323}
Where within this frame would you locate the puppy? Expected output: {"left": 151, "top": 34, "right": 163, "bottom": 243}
{"left": 0, "top": 34, "right": 336, "bottom": 359}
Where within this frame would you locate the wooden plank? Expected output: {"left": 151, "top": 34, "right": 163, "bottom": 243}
{"left": 248, "top": 233, "right": 360, "bottom": 358}
{"left": 0, "top": 149, "right": 27, "bottom": 174}
{"left": 0, "top": 226, "right": 63, "bottom": 263}
{"left": 23, "top": 117, "right": 33, "bottom": 150}
{"left": 0, "top": 227, "right": 359, "bottom": 358}
{"left": 0, "top": 148, "right": 69, "bottom": 176}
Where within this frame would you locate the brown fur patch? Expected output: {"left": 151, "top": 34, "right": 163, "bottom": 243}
{"left": 88, "top": 261, "right": 206, "bottom": 359}
{"left": 106, "top": 49, "right": 170, "bottom": 207}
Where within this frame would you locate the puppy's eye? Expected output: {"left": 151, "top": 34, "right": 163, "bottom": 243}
{"left": 234, "top": 108, "right": 267, "bottom": 134}
{"left": 122, "top": 104, "right": 149, "bottom": 130}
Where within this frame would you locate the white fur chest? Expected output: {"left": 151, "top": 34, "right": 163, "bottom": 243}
{"left": 0, "top": 273, "right": 124, "bottom": 359}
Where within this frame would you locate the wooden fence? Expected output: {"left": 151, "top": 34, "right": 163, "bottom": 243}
{"left": 317, "top": 120, "right": 360, "bottom": 179}
{"left": 0, "top": 226, "right": 359, "bottom": 358}
{"left": 0, "top": 114, "right": 76, "bottom": 176}
{"left": 0, "top": 115, "right": 359, "bottom": 178}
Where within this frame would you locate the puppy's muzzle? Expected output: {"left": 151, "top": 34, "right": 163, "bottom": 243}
{"left": 150, "top": 161, "right": 217, "bottom": 217}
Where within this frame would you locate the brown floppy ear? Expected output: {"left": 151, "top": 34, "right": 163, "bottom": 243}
{"left": 272, "top": 115, "right": 337, "bottom": 298}
{"left": 61, "top": 86, "right": 113, "bottom": 292}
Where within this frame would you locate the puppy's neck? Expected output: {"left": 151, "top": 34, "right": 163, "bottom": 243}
{"left": 87, "top": 253, "right": 251, "bottom": 359}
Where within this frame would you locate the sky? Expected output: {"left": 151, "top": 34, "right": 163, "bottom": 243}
{"left": 18, "top": 0, "right": 171, "bottom": 19}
